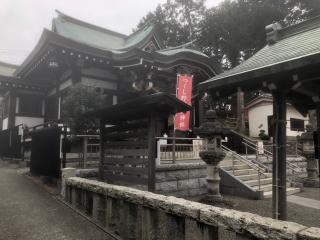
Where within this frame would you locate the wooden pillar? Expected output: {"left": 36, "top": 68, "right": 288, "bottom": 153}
{"left": 7, "top": 91, "right": 16, "bottom": 129}
{"left": 316, "top": 104, "right": 320, "bottom": 173}
{"left": 83, "top": 136, "right": 88, "bottom": 168}
{"left": 237, "top": 87, "right": 245, "bottom": 133}
{"left": 147, "top": 113, "right": 166, "bottom": 192}
{"left": 199, "top": 98, "right": 205, "bottom": 126}
{"left": 148, "top": 114, "right": 157, "bottom": 192}
{"left": 99, "top": 119, "right": 106, "bottom": 181}
{"left": 272, "top": 92, "right": 287, "bottom": 220}
{"left": 71, "top": 62, "right": 82, "bottom": 84}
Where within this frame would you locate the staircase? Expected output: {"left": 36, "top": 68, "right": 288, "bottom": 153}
{"left": 220, "top": 146, "right": 301, "bottom": 199}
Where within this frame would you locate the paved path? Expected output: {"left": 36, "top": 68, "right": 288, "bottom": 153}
{"left": 0, "top": 162, "right": 113, "bottom": 240}
{"left": 287, "top": 195, "right": 320, "bottom": 210}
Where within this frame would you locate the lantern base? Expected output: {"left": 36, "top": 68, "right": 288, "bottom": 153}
{"left": 303, "top": 178, "right": 320, "bottom": 188}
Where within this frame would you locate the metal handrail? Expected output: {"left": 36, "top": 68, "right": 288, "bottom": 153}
{"left": 222, "top": 145, "right": 268, "bottom": 178}
{"left": 241, "top": 141, "right": 303, "bottom": 184}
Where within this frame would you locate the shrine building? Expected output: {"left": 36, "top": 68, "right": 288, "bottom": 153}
{"left": 0, "top": 10, "right": 221, "bottom": 132}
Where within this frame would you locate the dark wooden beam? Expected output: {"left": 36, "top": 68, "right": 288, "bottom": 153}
{"left": 8, "top": 91, "right": 16, "bottom": 129}
{"left": 292, "top": 84, "right": 320, "bottom": 97}
{"left": 316, "top": 103, "right": 320, "bottom": 174}
{"left": 272, "top": 91, "right": 287, "bottom": 220}
{"left": 99, "top": 119, "right": 106, "bottom": 181}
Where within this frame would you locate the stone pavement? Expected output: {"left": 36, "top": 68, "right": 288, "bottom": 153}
{"left": 287, "top": 195, "right": 320, "bottom": 210}
{"left": 0, "top": 161, "right": 113, "bottom": 240}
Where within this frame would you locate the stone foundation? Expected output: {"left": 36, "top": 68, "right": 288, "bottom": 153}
{"left": 155, "top": 163, "right": 207, "bottom": 197}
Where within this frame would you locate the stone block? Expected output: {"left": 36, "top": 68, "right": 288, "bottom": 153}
{"left": 164, "top": 213, "right": 185, "bottom": 240}
{"left": 199, "top": 206, "right": 306, "bottom": 240}
{"left": 185, "top": 218, "right": 219, "bottom": 240}
{"left": 119, "top": 201, "right": 141, "bottom": 239}
{"left": 61, "top": 168, "right": 76, "bottom": 198}
{"left": 156, "top": 181, "right": 178, "bottom": 192}
{"left": 168, "top": 190, "right": 190, "bottom": 198}
{"left": 156, "top": 170, "right": 189, "bottom": 182}
{"left": 189, "top": 188, "right": 206, "bottom": 197}
{"left": 297, "top": 227, "right": 320, "bottom": 240}
{"left": 189, "top": 168, "right": 207, "bottom": 178}
{"left": 92, "top": 193, "right": 105, "bottom": 224}
{"left": 178, "top": 179, "right": 199, "bottom": 190}
{"left": 199, "top": 178, "right": 207, "bottom": 188}
{"left": 141, "top": 207, "right": 159, "bottom": 240}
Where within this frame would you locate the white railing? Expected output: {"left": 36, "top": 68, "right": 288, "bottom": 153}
{"left": 156, "top": 137, "right": 203, "bottom": 164}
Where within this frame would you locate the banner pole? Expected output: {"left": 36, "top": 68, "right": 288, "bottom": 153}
{"left": 173, "top": 74, "right": 179, "bottom": 164}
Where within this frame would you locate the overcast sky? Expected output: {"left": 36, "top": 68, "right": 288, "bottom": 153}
{"left": 0, "top": 0, "right": 222, "bottom": 65}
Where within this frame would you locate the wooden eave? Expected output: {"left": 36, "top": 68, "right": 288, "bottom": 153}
{"left": 198, "top": 52, "right": 320, "bottom": 112}
{"left": 85, "top": 92, "right": 191, "bottom": 123}
{"left": 15, "top": 29, "right": 219, "bottom": 80}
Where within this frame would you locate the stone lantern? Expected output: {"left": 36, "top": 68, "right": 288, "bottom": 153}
{"left": 195, "top": 108, "right": 229, "bottom": 201}
{"left": 301, "top": 125, "right": 320, "bottom": 187}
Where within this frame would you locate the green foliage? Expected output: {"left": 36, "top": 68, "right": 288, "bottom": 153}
{"left": 136, "top": 0, "right": 206, "bottom": 47}
{"left": 200, "top": 0, "right": 288, "bottom": 68}
{"left": 136, "top": 0, "right": 319, "bottom": 68}
{"left": 61, "top": 85, "right": 107, "bottom": 133}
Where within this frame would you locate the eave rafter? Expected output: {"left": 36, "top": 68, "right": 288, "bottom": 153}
{"left": 0, "top": 77, "right": 48, "bottom": 92}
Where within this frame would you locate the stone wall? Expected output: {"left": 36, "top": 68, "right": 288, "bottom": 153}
{"left": 64, "top": 176, "right": 320, "bottom": 240}
{"left": 155, "top": 163, "right": 207, "bottom": 197}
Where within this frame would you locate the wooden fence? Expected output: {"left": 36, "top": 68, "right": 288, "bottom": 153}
{"left": 101, "top": 120, "right": 152, "bottom": 190}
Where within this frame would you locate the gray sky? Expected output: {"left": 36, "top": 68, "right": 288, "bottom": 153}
{"left": 0, "top": 0, "right": 222, "bottom": 65}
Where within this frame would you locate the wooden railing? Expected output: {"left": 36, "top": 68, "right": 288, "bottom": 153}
{"left": 156, "top": 137, "right": 202, "bottom": 164}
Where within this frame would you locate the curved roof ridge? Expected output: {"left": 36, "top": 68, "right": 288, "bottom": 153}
{"left": 279, "top": 15, "right": 320, "bottom": 40}
{"left": 158, "top": 41, "right": 195, "bottom": 52}
{"left": 125, "top": 24, "right": 154, "bottom": 40}
{"left": 122, "top": 25, "right": 155, "bottom": 49}
{"left": 54, "top": 10, "right": 127, "bottom": 39}
{"left": 0, "top": 61, "right": 18, "bottom": 68}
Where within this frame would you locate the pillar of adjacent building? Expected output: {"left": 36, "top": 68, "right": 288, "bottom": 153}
{"left": 301, "top": 125, "right": 319, "bottom": 187}
{"left": 237, "top": 87, "right": 246, "bottom": 133}
{"left": 272, "top": 91, "right": 287, "bottom": 220}
{"left": 316, "top": 103, "right": 320, "bottom": 175}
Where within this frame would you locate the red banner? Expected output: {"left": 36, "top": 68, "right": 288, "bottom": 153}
{"left": 175, "top": 74, "right": 193, "bottom": 131}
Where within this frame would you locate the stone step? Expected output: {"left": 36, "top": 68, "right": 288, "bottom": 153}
{"left": 226, "top": 169, "right": 257, "bottom": 176}
{"left": 237, "top": 173, "right": 272, "bottom": 181}
{"left": 220, "top": 160, "right": 242, "bottom": 167}
{"left": 244, "top": 178, "right": 273, "bottom": 187}
{"left": 253, "top": 184, "right": 273, "bottom": 192}
{"left": 263, "top": 187, "right": 301, "bottom": 198}
{"left": 222, "top": 164, "right": 251, "bottom": 171}
{"left": 252, "top": 183, "right": 291, "bottom": 192}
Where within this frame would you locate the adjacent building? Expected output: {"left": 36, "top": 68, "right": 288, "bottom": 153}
{"left": 246, "top": 94, "right": 309, "bottom": 138}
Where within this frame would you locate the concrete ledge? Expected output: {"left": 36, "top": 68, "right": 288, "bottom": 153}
{"left": 76, "top": 168, "right": 99, "bottom": 178}
{"left": 65, "top": 177, "right": 320, "bottom": 240}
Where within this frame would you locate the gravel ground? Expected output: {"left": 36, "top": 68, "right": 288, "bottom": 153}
{"left": 190, "top": 190, "right": 320, "bottom": 228}
{"left": 221, "top": 194, "right": 320, "bottom": 228}
{"left": 0, "top": 160, "right": 113, "bottom": 240}
{"left": 295, "top": 187, "right": 320, "bottom": 201}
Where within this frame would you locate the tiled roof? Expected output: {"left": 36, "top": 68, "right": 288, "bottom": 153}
{"left": 200, "top": 15, "right": 320, "bottom": 88}
{"left": 53, "top": 11, "right": 157, "bottom": 51}
{"left": 0, "top": 61, "right": 17, "bottom": 77}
